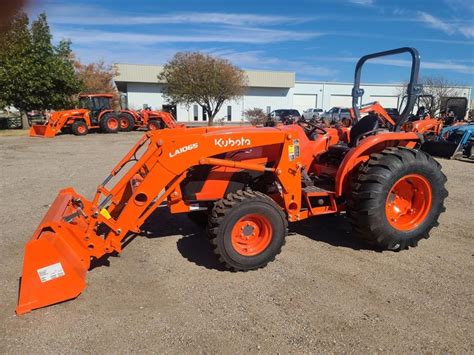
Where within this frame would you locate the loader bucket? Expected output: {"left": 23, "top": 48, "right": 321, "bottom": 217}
{"left": 16, "top": 189, "right": 91, "bottom": 315}
{"left": 29, "top": 124, "right": 57, "bottom": 138}
{"left": 421, "top": 141, "right": 458, "bottom": 159}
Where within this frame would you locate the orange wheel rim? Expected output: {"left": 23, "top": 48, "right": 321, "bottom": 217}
{"left": 108, "top": 118, "right": 118, "bottom": 130}
{"left": 77, "top": 125, "right": 86, "bottom": 134}
{"left": 120, "top": 118, "right": 129, "bottom": 129}
{"left": 149, "top": 123, "right": 157, "bottom": 130}
{"left": 231, "top": 214, "right": 272, "bottom": 256}
{"left": 385, "top": 174, "right": 432, "bottom": 231}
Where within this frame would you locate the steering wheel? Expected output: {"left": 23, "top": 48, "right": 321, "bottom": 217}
{"left": 298, "top": 119, "right": 327, "bottom": 136}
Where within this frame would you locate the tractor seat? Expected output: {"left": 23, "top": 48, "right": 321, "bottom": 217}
{"left": 325, "top": 114, "right": 380, "bottom": 156}
{"left": 349, "top": 114, "right": 379, "bottom": 147}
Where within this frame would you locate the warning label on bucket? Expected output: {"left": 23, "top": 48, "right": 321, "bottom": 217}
{"left": 37, "top": 262, "right": 65, "bottom": 283}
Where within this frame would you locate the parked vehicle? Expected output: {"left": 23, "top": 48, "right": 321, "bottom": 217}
{"left": 302, "top": 108, "right": 323, "bottom": 121}
{"left": 267, "top": 109, "right": 301, "bottom": 125}
{"left": 320, "top": 107, "right": 351, "bottom": 125}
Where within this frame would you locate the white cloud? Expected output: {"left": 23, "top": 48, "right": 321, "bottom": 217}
{"left": 48, "top": 13, "right": 309, "bottom": 26}
{"left": 29, "top": 3, "right": 311, "bottom": 27}
{"left": 348, "top": 0, "right": 374, "bottom": 6}
{"left": 417, "top": 12, "right": 455, "bottom": 35}
{"left": 444, "top": 0, "right": 474, "bottom": 12}
{"left": 459, "top": 26, "right": 474, "bottom": 38}
{"left": 309, "top": 56, "right": 474, "bottom": 74}
{"left": 417, "top": 11, "right": 473, "bottom": 39}
{"left": 205, "top": 49, "right": 337, "bottom": 78}
{"left": 54, "top": 27, "right": 321, "bottom": 45}
{"left": 373, "top": 58, "right": 473, "bottom": 74}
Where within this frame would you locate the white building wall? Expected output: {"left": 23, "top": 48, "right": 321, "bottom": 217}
{"left": 292, "top": 82, "right": 406, "bottom": 110}
{"left": 123, "top": 81, "right": 471, "bottom": 123}
{"left": 125, "top": 83, "right": 291, "bottom": 123}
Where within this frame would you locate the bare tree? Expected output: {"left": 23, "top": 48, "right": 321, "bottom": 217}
{"left": 159, "top": 52, "right": 247, "bottom": 125}
{"left": 244, "top": 107, "right": 267, "bottom": 126}
{"left": 398, "top": 75, "right": 463, "bottom": 115}
{"left": 74, "top": 59, "right": 120, "bottom": 108}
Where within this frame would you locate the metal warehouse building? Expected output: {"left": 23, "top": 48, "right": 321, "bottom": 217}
{"left": 114, "top": 64, "right": 472, "bottom": 123}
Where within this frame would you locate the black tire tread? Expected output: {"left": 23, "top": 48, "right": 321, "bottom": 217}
{"left": 148, "top": 119, "right": 163, "bottom": 130}
{"left": 118, "top": 112, "right": 135, "bottom": 132}
{"left": 348, "top": 147, "right": 448, "bottom": 250}
{"left": 71, "top": 120, "right": 88, "bottom": 136}
{"left": 100, "top": 112, "right": 119, "bottom": 133}
{"left": 207, "top": 189, "right": 288, "bottom": 270}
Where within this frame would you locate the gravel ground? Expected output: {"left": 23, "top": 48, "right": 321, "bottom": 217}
{"left": 0, "top": 132, "right": 473, "bottom": 353}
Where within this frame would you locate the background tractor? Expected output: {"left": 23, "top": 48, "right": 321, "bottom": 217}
{"left": 117, "top": 106, "right": 183, "bottom": 132}
{"left": 400, "top": 96, "right": 469, "bottom": 139}
{"left": 16, "top": 48, "right": 448, "bottom": 315}
{"left": 30, "top": 94, "right": 122, "bottom": 137}
{"left": 421, "top": 123, "right": 474, "bottom": 161}
{"left": 29, "top": 94, "right": 181, "bottom": 137}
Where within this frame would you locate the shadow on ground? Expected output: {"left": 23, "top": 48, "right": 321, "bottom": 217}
{"left": 133, "top": 209, "right": 374, "bottom": 271}
{"left": 290, "top": 214, "right": 373, "bottom": 251}
{"left": 91, "top": 208, "right": 373, "bottom": 272}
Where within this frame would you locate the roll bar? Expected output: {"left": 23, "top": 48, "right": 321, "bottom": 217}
{"left": 351, "top": 47, "right": 423, "bottom": 131}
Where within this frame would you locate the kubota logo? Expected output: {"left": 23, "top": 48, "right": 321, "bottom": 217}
{"left": 214, "top": 137, "right": 251, "bottom": 148}
{"left": 169, "top": 143, "right": 198, "bottom": 158}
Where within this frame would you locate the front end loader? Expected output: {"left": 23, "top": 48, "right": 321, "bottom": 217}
{"left": 16, "top": 48, "right": 448, "bottom": 315}
{"left": 29, "top": 94, "right": 121, "bottom": 137}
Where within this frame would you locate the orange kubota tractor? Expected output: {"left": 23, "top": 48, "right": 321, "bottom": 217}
{"left": 117, "top": 107, "right": 183, "bottom": 132}
{"left": 400, "top": 96, "right": 469, "bottom": 138}
{"left": 30, "top": 94, "right": 122, "bottom": 137}
{"left": 29, "top": 94, "right": 181, "bottom": 137}
{"left": 16, "top": 48, "right": 448, "bottom": 315}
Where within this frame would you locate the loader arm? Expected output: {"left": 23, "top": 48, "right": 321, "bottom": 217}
{"left": 17, "top": 126, "right": 302, "bottom": 314}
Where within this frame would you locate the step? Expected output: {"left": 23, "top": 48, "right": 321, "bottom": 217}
{"left": 302, "top": 186, "right": 332, "bottom": 194}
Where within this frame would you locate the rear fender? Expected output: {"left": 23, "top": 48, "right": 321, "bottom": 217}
{"left": 335, "top": 132, "right": 421, "bottom": 196}
{"left": 412, "top": 119, "right": 442, "bottom": 134}
{"left": 66, "top": 116, "right": 91, "bottom": 126}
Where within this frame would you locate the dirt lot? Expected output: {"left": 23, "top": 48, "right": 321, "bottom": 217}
{"left": 0, "top": 132, "right": 473, "bottom": 353}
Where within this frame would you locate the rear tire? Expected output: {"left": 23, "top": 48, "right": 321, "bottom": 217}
{"left": 118, "top": 113, "right": 135, "bottom": 132}
{"left": 71, "top": 121, "right": 88, "bottom": 136}
{"left": 100, "top": 113, "right": 120, "bottom": 133}
{"left": 348, "top": 147, "right": 447, "bottom": 250}
{"left": 147, "top": 119, "right": 162, "bottom": 131}
{"left": 208, "top": 189, "right": 287, "bottom": 271}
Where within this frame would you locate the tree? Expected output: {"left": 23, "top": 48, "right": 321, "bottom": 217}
{"left": 0, "top": 12, "right": 82, "bottom": 127}
{"left": 244, "top": 107, "right": 267, "bottom": 126}
{"left": 29, "top": 14, "right": 82, "bottom": 110}
{"left": 0, "top": 12, "right": 32, "bottom": 122}
{"left": 74, "top": 60, "right": 119, "bottom": 107}
{"left": 159, "top": 52, "right": 247, "bottom": 125}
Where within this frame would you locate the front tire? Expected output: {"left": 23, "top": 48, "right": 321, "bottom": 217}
{"left": 147, "top": 119, "right": 163, "bottom": 131}
{"left": 208, "top": 189, "right": 287, "bottom": 270}
{"left": 100, "top": 113, "right": 120, "bottom": 133}
{"left": 71, "top": 121, "right": 88, "bottom": 136}
{"left": 348, "top": 147, "right": 447, "bottom": 250}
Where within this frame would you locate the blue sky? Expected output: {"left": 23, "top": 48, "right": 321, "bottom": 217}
{"left": 28, "top": 0, "right": 473, "bottom": 87}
